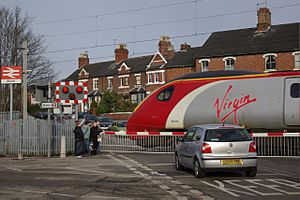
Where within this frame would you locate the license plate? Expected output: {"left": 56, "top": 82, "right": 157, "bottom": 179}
{"left": 221, "top": 159, "right": 243, "bottom": 165}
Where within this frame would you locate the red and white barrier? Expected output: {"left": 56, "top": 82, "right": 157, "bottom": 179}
{"left": 103, "top": 131, "right": 300, "bottom": 137}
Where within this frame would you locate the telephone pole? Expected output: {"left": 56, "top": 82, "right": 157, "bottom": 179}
{"left": 22, "top": 41, "right": 28, "bottom": 120}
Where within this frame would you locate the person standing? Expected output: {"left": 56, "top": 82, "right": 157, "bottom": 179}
{"left": 81, "top": 121, "right": 91, "bottom": 156}
{"left": 96, "top": 120, "right": 104, "bottom": 153}
{"left": 73, "top": 120, "right": 84, "bottom": 158}
{"left": 90, "top": 121, "right": 100, "bottom": 155}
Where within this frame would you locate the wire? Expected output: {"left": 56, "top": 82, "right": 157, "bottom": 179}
{"left": 33, "top": 0, "right": 201, "bottom": 26}
{"left": 44, "top": 3, "right": 300, "bottom": 38}
{"left": 39, "top": 32, "right": 205, "bottom": 55}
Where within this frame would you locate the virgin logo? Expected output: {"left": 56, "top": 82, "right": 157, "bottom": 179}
{"left": 214, "top": 85, "right": 256, "bottom": 124}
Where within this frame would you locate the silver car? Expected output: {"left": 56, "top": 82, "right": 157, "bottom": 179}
{"left": 175, "top": 124, "right": 257, "bottom": 178}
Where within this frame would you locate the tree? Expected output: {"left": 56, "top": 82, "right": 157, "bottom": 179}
{"left": 96, "top": 90, "right": 137, "bottom": 114}
{"left": 0, "top": 6, "right": 55, "bottom": 112}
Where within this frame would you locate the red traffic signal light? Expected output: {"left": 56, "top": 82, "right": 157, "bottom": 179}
{"left": 62, "top": 86, "right": 69, "bottom": 93}
{"left": 76, "top": 86, "right": 83, "bottom": 93}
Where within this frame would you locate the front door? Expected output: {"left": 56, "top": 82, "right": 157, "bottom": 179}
{"left": 284, "top": 78, "right": 300, "bottom": 126}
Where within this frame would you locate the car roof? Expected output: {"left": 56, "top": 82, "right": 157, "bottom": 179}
{"left": 191, "top": 124, "right": 243, "bottom": 130}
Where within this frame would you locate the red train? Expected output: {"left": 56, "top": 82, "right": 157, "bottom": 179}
{"left": 127, "top": 70, "right": 300, "bottom": 133}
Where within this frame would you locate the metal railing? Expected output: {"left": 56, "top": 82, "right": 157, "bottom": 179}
{"left": 0, "top": 118, "right": 299, "bottom": 157}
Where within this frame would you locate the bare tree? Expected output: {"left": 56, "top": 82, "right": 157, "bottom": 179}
{"left": 0, "top": 6, "right": 55, "bottom": 111}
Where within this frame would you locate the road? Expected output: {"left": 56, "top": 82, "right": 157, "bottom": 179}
{"left": 0, "top": 154, "right": 299, "bottom": 200}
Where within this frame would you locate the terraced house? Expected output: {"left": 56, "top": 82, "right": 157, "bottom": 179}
{"left": 65, "top": 7, "right": 299, "bottom": 110}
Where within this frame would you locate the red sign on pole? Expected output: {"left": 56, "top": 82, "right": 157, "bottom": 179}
{"left": 1, "top": 66, "right": 22, "bottom": 84}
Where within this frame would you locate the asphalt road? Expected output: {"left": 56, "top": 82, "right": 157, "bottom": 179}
{"left": 0, "top": 154, "right": 299, "bottom": 200}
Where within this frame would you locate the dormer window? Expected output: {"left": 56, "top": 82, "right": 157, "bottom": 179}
{"left": 293, "top": 51, "right": 300, "bottom": 70}
{"left": 263, "top": 53, "right": 277, "bottom": 71}
{"left": 199, "top": 59, "right": 210, "bottom": 72}
{"left": 223, "top": 57, "right": 236, "bottom": 70}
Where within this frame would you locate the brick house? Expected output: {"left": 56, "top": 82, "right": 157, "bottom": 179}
{"left": 65, "top": 7, "right": 299, "bottom": 111}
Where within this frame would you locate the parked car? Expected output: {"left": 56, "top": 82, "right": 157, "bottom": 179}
{"left": 97, "top": 116, "right": 114, "bottom": 130}
{"left": 84, "top": 114, "right": 97, "bottom": 123}
{"left": 175, "top": 124, "right": 257, "bottom": 178}
{"left": 112, "top": 120, "right": 127, "bottom": 127}
{"left": 34, "top": 112, "right": 48, "bottom": 120}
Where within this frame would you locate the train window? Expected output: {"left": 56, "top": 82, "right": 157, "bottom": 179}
{"left": 290, "top": 83, "right": 300, "bottom": 98}
{"left": 157, "top": 86, "right": 174, "bottom": 101}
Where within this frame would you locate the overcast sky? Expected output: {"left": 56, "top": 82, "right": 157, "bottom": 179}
{"left": 1, "top": 0, "right": 299, "bottom": 81}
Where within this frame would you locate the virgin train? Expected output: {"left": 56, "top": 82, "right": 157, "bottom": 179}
{"left": 127, "top": 70, "right": 300, "bottom": 133}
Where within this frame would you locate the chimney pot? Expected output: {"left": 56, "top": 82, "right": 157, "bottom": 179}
{"left": 158, "top": 35, "right": 175, "bottom": 60}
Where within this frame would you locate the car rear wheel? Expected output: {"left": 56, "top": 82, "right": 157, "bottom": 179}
{"left": 175, "top": 153, "right": 183, "bottom": 170}
{"left": 245, "top": 167, "right": 257, "bottom": 177}
{"left": 194, "top": 159, "right": 205, "bottom": 178}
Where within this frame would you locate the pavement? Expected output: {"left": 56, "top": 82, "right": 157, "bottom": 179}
{"left": 0, "top": 153, "right": 299, "bottom": 200}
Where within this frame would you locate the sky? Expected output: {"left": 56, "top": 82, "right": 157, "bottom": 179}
{"left": 1, "top": 0, "right": 299, "bottom": 81}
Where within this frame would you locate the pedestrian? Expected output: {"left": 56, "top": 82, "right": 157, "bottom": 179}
{"left": 73, "top": 120, "right": 84, "bottom": 158}
{"left": 90, "top": 121, "right": 100, "bottom": 155}
{"left": 81, "top": 120, "right": 91, "bottom": 156}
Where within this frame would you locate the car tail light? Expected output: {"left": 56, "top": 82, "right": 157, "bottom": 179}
{"left": 249, "top": 141, "right": 256, "bottom": 152}
{"left": 202, "top": 143, "right": 212, "bottom": 154}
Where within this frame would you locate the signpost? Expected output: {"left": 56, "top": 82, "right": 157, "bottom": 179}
{"left": 1, "top": 66, "right": 22, "bottom": 120}
{"left": 41, "top": 103, "right": 57, "bottom": 109}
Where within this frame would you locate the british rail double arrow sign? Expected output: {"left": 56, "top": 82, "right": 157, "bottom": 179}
{"left": 1, "top": 66, "right": 22, "bottom": 84}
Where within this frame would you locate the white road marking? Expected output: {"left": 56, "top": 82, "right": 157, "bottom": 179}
{"left": 6, "top": 167, "right": 22, "bottom": 172}
{"left": 201, "top": 180, "right": 242, "bottom": 197}
{"left": 260, "top": 166, "right": 298, "bottom": 177}
{"left": 159, "top": 185, "right": 170, "bottom": 190}
{"left": 224, "top": 180, "right": 282, "bottom": 196}
{"left": 181, "top": 185, "right": 192, "bottom": 189}
{"left": 147, "top": 163, "right": 174, "bottom": 166}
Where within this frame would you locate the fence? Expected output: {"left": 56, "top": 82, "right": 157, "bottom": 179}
{"left": 0, "top": 119, "right": 299, "bottom": 156}
{"left": 0, "top": 111, "right": 20, "bottom": 123}
{"left": 0, "top": 117, "right": 75, "bottom": 156}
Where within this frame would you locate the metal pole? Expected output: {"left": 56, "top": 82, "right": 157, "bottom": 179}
{"left": 47, "top": 80, "right": 51, "bottom": 157}
{"left": 75, "top": 104, "right": 78, "bottom": 120}
{"left": 9, "top": 84, "right": 13, "bottom": 120}
{"left": 22, "top": 41, "right": 28, "bottom": 120}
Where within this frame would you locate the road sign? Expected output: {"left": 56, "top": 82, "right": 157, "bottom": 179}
{"left": 41, "top": 103, "right": 57, "bottom": 109}
{"left": 1, "top": 66, "right": 22, "bottom": 84}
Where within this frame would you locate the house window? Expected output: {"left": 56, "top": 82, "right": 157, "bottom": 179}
{"left": 199, "top": 59, "right": 210, "bottom": 72}
{"left": 120, "top": 77, "right": 129, "bottom": 87}
{"left": 131, "top": 94, "right": 137, "bottom": 104}
{"left": 293, "top": 52, "right": 300, "bottom": 69}
{"left": 263, "top": 54, "right": 277, "bottom": 71}
{"left": 107, "top": 77, "right": 113, "bottom": 89}
{"left": 148, "top": 73, "right": 153, "bottom": 83}
{"left": 93, "top": 78, "right": 98, "bottom": 90}
{"left": 136, "top": 75, "right": 141, "bottom": 85}
{"left": 154, "top": 73, "right": 159, "bottom": 83}
{"left": 223, "top": 57, "right": 235, "bottom": 70}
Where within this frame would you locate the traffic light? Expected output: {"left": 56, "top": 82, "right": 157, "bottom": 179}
{"left": 55, "top": 81, "right": 88, "bottom": 104}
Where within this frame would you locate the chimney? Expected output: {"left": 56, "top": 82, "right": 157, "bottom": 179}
{"left": 180, "top": 43, "right": 191, "bottom": 51}
{"left": 257, "top": 7, "right": 271, "bottom": 32}
{"left": 78, "top": 51, "right": 89, "bottom": 68}
{"left": 115, "top": 44, "right": 128, "bottom": 64}
{"left": 158, "top": 36, "right": 175, "bottom": 60}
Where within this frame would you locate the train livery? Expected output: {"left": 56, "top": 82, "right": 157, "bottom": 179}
{"left": 127, "top": 70, "right": 300, "bottom": 133}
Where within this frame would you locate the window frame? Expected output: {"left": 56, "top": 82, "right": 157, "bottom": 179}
{"left": 157, "top": 85, "right": 174, "bottom": 102}
{"left": 199, "top": 59, "right": 210, "bottom": 72}
{"left": 263, "top": 53, "right": 277, "bottom": 71}
{"left": 107, "top": 77, "right": 113, "bottom": 89}
{"left": 93, "top": 78, "right": 99, "bottom": 90}
{"left": 293, "top": 51, "right": 300, "bottom": 70}
{"left": 222, "top": 57, "right": 236, "bottom": 70}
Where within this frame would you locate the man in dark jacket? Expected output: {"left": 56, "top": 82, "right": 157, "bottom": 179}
{"left": 89, "top": 121, "right": 101, "bottom": 155}
{"left": 73, "top": 120, "right": 84, "bottom": 157}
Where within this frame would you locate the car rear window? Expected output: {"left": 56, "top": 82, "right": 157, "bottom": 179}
{"left": 204, "top": 129, "right": 252, "bottom": 142}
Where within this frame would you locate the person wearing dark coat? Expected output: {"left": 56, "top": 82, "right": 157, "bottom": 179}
{"left": 73, "top": 120, "right": 84, "bottom": 157}
{"left": 89, "top": 121, "right": 100, "bottom": 155}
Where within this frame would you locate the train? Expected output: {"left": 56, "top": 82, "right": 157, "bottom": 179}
{"left": 127, "top": 70, "right": 300, "bottom": 135}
